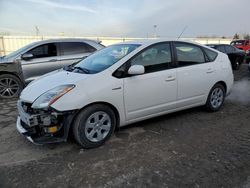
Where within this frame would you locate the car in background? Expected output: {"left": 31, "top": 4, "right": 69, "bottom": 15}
{"left": 206, "top": 44, "right": 245, "bottom": 70}
{"left": 0, "top": 39, "right": 104, "bottom": 99}
{"left": 230, "top": 39, "right": 250, "bottom": 52}
{"left": 16, "top": 40, "right": 234, "bottom": 148}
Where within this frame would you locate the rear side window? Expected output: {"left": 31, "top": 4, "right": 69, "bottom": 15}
{"left": 216, "top": 45, "right": 226, "bottom": 53}
{"left": 28, "top": 43, "right": 57, "bottom": 58}
{"left": 225, "top": 45, "right": 235, "bottom": 53}
{"left": 174, "top": 42, "right": 205, "bottom": 67}
{"left": 60, "top": 42, "right": 96, "bottom": 56}
{"left": 203, "top": 48, "right": 218, "bottom": 62}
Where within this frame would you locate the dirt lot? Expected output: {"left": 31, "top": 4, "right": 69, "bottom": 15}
{"left": 0, "top": 65, "right": 249, "bottom": 188}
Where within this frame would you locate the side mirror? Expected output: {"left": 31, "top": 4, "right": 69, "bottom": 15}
{"left": 21, "top": 53, "right": 34, "bottom": 60}
{"left": 128, "top": 65, "right": 145, "bottom": 75}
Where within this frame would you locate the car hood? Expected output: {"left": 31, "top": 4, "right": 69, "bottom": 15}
{"left": 20, "top": 70, "right": 90, "bottom": 103}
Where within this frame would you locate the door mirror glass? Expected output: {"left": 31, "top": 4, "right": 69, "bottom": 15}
{"left": 21, "top": 53, "right": 34, "bottom": 60}
{"left": 128, "top": 65, "right": 145, "bottom": 75}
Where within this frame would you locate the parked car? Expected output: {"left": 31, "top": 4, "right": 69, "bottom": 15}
{"left": 206, "top": 44, "right": 245, "bottom": 70}
{"left": 16, "top": 40, "right": 234, "bottom": 148}
{"left": 0, "top": 38, "right": 104, "bottom": 99}
{"left": 230, "top": 39, "right": 250, "bottom": 52}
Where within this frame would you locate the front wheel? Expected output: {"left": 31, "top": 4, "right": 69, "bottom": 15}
{"left": 73, "top": 104, "right": 116, "bottom": 148}
{"left": 205, "top": 84, "right": 225, "bottom": 112}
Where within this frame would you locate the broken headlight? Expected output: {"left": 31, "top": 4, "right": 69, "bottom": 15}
{"left": 32, "top": 85, "right": 75, "bottom": 109}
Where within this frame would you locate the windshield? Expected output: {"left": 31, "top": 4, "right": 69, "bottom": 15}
{"left": 74, "top": 44, "right": 140, "bottom": 74}
{"left": 4, "top": 42, "right": 37, "bottom": 59}
{"left": 231, "top": 40, "right": 245, "bottom": 46}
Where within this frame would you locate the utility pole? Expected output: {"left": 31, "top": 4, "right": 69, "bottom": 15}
{"left": 35, "top": 26, "right": 39, "bottom": 36}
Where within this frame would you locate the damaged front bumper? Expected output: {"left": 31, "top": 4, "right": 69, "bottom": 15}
{"left": 16, "top": 100, "right": 76, "bottom": 144}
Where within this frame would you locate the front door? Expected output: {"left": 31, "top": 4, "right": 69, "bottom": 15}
{"left": 21, "top": 43, "right": 60, "bottom": 83}
{"left": 123, "top": 42, "right": 177, "bottom": 121}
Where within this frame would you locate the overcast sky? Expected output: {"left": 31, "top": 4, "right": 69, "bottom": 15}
{"left": 0, "top": 0, "right": 249, "bottom": 37}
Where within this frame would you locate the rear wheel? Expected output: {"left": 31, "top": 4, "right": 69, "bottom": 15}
{"left": 0, "top": 74, "right": 23, "bottom": 99}
{"left": 73, "top": 104, "right": 116, "bottom": 148}
{"left": 205, "top": 84, "right": 225, "bottom": 112}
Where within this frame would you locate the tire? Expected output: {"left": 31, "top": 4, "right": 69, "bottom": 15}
{"left": 205, "top": 83, "right": 226, "bottom": 112}
{"left": 73, "top": 104, "right": 116, "bottom": 148}
{"left": 232, "top": 57, "right": 241, "bottom": 70}
{"left": 0, "top": 74, "right": 23, "bottom": 99}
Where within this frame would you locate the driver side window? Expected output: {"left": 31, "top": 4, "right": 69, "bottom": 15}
{"left": 130, "top": 43, "right": 172, "bottom": 73}
{"left": 27, "top": 43, "right": 57, "bottom": 58}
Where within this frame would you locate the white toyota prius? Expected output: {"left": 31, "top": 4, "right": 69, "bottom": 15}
{"left": 16, "top": 39, "right": 234, "bottom": 148}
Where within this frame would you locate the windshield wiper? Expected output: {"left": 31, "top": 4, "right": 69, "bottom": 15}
{"left": 74, "top": 66, "right": 90, "bottom": 74}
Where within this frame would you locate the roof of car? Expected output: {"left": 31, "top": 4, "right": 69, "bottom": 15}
{"left": 231, "top": 39, "right": 250, "bottom": 42}
{"left": 114, "top": 39, "right": 203, "bottom": 46}
{"left": 32, "top": 38, "right": 101, "bottom": 44}
{"left": 206, "top": 44, "right": 229, "bottom": 46}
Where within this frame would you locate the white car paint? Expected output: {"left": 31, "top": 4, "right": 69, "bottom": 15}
{"left": 19, "top": 39, "right": 234, "bottom": 127}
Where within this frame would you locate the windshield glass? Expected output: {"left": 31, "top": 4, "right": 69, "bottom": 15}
{"left": 5, "top": 42, "right": 37, "bottom": 58}
{"left": 74, "top": 44, "right": 140, "bottom": 74}
{"left": 231, "top": 40, "right": 245, "bottom": 46}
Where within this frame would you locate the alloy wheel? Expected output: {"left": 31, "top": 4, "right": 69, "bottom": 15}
{"left": 210, "top": 87, "right": 224, "bottom": 109}
{"left": 84, "top": 111, "right": 111, "bottom": 142}
{"left": 0, "top": 78, "right": 20, "bottom": 98}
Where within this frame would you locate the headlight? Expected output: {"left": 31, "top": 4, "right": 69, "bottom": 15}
{"left": 32, "top": 85, "right": 75, "bottom": 109}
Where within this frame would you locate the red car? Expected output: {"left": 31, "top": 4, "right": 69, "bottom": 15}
{"left": 230, "top": 40, "right": 250, "bottom": 52}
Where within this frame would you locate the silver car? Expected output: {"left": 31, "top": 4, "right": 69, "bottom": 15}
{"left": 0, "top": 38, "right": 104, "bottom": 99}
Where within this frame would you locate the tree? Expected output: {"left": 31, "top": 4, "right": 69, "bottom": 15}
{"left": 233, "top": 33, "right": 240, "bottom": 39}
{"left": 243, "top": 34, "right": 250, "bottom": 40}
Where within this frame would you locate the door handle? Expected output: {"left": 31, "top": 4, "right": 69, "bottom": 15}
{"left": 165, "top": 76, "right": 176, "bottom": 81}
{"left": 206, "top": 68, "right": 214, "bottom": 73}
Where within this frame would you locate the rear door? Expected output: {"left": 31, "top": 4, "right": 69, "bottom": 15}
{"left": 215, "top": 45, "right": 226, "bottom": 54}
{"left": 173, "top": 42, "right": 216, "bottom": 108}
{"left": 59, "top": 42, "right": 96, "bottom": 67}
{"left": 21, "top": 43, "right": 60, "bottom": 83}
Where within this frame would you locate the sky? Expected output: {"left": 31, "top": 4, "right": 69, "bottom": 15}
{"left": 0, "top": 0, "right": 249, "bottom": 38}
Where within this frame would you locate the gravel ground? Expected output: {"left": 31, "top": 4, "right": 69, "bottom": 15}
{"left": 0, "top": 64, "right": 249, "bottom": 188}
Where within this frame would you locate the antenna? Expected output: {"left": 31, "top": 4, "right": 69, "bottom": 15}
{"left": 177, "top": 26, "right": 188, "bottom": 39}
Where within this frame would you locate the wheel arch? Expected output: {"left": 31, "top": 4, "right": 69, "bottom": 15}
{"left": 71, "top": 101, "right": 121, "bottom": 129}
{"left": 0, "top": 71, "right": 24, "bottom": 84}
{"left": 214, "top": 81, "right": 227, "bottom": 93}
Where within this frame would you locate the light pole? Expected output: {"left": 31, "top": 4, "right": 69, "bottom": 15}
{"left": 153, "top": 25, "right": 157, "bottom": 38}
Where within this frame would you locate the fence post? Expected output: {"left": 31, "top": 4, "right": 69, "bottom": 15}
{"left": 0, "top": 36, "right": 6, "bottom": 56}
